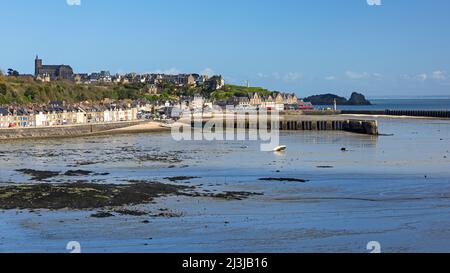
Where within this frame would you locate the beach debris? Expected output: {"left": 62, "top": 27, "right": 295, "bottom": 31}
{"left": 259, "top": 177, "right": 309, "bottom": 183}
{"left": 341, "top": 147, "right": 348, "bottom": 152}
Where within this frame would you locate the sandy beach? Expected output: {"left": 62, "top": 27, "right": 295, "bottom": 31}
{"left": 99, "top": 121, "right": 170, "bottom": 135}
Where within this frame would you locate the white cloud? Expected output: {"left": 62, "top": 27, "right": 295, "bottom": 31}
{"left": 257, "top": 72, "right": 266, "bottom": 78}
{"left": 418, "top": 73, "right": 428, "bottom": 81}
{"left": 345, "top": 71, "right": 382, "bottom": 80}
{"left": 325, "top": 76, "right": 336, "bottom": 81}
{"left": 200, "top": 68, "right": 215, "bottom": 76}
{"left": 403, "top": 71, "right": 447, "bottom": 82}
{"left": 367, "top": 0, "right": 382, "bottom": 6}
{"left": 432, "top": 70, "right": 447, "bottom": 80}
{"left": 283, "top": 72, "right": 302, "bottom": 81}
{"left": 346, "top": 71, "right": 370, "bottom": 79}
{"left": 67, "top": 0, "right": 81, "bottom": 6}
{"left": 257, "top": 72, "right": 302, "bottom": 81}
{"left": 153, "top": 68, "right": 181, "bottom": 75}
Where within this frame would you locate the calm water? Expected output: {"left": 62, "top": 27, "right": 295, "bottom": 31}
{"left": 1, "top": 117, "right": 450, "bottom": 253}
{"left": 318, "top": 98, "right": 450, "bottom": 111}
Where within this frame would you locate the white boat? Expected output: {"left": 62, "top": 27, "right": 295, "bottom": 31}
{"left": 273, "top": 145, "right": 287, "bottom": 152}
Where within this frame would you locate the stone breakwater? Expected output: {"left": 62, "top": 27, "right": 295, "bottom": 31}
{"left": 0, "top": 120, "right": 149, "bottom": 140}
{"left": 280, "top": 119, "right": 378, "bottom": 135}
{"left": 194, "top": 114, "right": 379, "bottom": 135}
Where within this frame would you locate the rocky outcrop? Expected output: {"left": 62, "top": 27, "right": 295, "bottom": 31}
{"left": 348, "top": 92, "right": 372, "bottom": 105}
{"left": 304, "top": 92, "right": 371, "bottom": 105}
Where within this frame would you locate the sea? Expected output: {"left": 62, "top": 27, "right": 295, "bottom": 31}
{"left": 1, "top": 99, "right": 450, "bottom": 253}
{"left": 316, "top": 98, "right": 450, "bottom": 111}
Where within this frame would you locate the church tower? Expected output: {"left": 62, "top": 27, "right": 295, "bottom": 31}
{"left": 35, "top": 55, "right": 42, "bottom": 77}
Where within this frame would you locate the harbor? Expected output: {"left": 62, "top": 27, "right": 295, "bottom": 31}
{"left": 1, "top": 116, "right": 449, "bottom": 252}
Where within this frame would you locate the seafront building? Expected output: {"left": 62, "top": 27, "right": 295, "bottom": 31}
{"left": 216, "top": 92, "right": 311, "bottom": 111}
{"left": 0, "top": 103, "right": 140, "bottom": 129}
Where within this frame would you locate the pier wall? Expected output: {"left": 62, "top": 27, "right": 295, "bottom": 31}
{"left": 341, "top": 110, "right": 450, "bottom": 118}
{"left": 0, "top": 121, "right": 146, "bottom": 140}
{"left": 278, "top": 119, "right": 378, "bottom": 135}
{"left": 195, "top": 115, "right": 378, "bottom": 135}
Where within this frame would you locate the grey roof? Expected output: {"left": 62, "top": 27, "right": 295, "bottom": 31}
{"left": 0, "top": 108, "right": 10, "bottom": 116}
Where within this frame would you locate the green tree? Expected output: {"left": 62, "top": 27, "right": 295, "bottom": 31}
{"left": 24, "top": 88, "right": 36, "bottom": 101}
{"left": 7, "top": 68, "right": 19, "bottom": 76}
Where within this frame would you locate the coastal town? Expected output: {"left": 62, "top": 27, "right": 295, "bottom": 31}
{"left": 0, "top": 56, "right": 315, "bottom": 129}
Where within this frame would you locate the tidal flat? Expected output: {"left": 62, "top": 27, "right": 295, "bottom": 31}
{"left": 1, "top": 117, "right": 450, "bottom": 253}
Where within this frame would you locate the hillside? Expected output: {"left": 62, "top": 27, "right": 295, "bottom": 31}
{"left": 210, "top": 85, "right": 272, "bottom": 101}
{"left": 0, "top": 76, "right": 152, "bottom": 105}
{"left": 0, "top": 75, "right": 273, "bottom": 105}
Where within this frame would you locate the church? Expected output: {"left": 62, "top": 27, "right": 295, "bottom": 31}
{"left": 35, "top": 55, "right": 74, "bottom": 81}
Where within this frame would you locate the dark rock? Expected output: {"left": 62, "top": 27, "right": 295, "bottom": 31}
{"left": 164, "top": 176, "right": 200, "bottom": 182}
{"left": 16, "top": 169, "right": 60, "bottom": 181}
{"left": 91, "top": 212, "right": 114, "bottom": 218}
{"left": 0, "top": 181, "right": 188, "bottom": 210}
{"left": 259, "top": 178, "right": 309, "bottom": 183}
{"left": 115, "top": 209, "right": 148, "bottom": 216}
{"left": 303, "top": 94, "right": 347, "bottom": 105}
{"left": 303, "top": 92, "right": 371, "bottom": 106}
{"left": 64, "top": 170, "right": 93, "bottom": 176}
{"left": 348, "top": 92, "right": 372, "bottom": 105}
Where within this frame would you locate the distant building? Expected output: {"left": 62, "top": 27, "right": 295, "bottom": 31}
{"left": 205, "top": 75, "right": 225, "bottom": 90}
{"left": 143, "top": 84, "right": 161, "bottom": 95}
{"left": 35, "top": 55, "right": 74, "bottom": 81}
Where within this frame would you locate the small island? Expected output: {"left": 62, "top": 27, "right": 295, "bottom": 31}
{"left": 303, "top": 92, "right": 372, "bottom": 106}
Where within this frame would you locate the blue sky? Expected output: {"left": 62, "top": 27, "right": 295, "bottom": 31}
{"left": 1, "top": 0, "right": 450, "bottom": 97}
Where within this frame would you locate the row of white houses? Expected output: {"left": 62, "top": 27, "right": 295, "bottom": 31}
{"left": 0, "top": 106, "right": 139, "bottom": 128}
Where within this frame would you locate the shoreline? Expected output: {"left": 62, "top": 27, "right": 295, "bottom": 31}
{"left": 0, "top": 120, "right": 170, "bottom": 141}
{"left": 1, "top": 113, "right": 448, "bottom": 141}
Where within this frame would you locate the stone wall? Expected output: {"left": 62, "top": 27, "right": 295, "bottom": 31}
{"left": 0, "top": 121, "right": 146, "bottom": 140}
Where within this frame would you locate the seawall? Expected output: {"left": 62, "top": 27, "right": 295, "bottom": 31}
{"left": 0, "top": 121, "right": 148, "bottom": 140}
{"left": 193, "top": 114, "right": 379, "bottom": 135}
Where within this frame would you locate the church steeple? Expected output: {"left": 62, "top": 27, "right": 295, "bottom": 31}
{"left": 35, "top": 55, "right": 42, "bottom": 77}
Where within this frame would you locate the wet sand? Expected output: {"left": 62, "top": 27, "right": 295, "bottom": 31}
{"left": 99, "top": 121, "right": 170, "bottom": 134}
{"left": 1, "top": 117, "right": 450, "bottom": 253}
